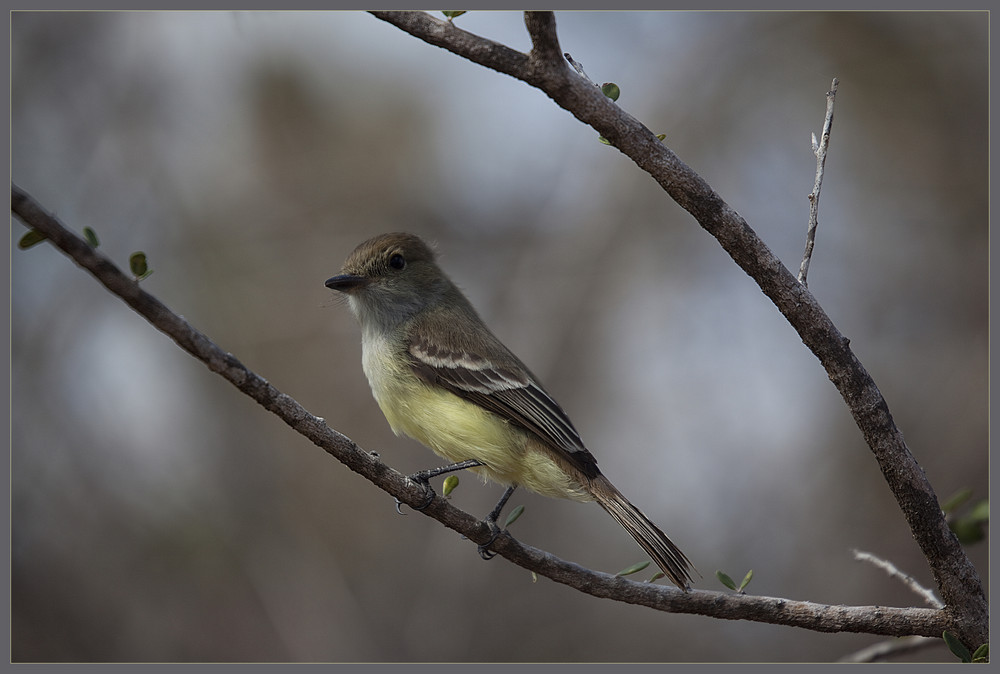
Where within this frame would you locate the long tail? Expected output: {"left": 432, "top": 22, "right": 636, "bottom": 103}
{"left": 589, "top": 474, "right": 696, "bottom": 590}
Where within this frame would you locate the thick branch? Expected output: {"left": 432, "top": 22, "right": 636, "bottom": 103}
{"left": 369, "top": 11, "right": 531, "bottom": 80}
{"left": 367, "top": 10, "right": 986, "bottom": 648}
{"left": 11, "top": 183, "right": 955, "bottom": 640}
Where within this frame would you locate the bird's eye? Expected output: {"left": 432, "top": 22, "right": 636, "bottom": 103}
{"left": 388, "top": 253, "right": 406, "bottom": 270}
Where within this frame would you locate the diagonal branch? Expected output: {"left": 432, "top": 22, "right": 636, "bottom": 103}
{"left": 11, "top": 182, "right": 954, "bottom": 640}
{"left": 367, "top": 10, "right": 986, "bottom": 648}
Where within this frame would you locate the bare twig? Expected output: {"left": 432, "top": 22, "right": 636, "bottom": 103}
{"left": 853, "top": 549, "right": 944, "bottom": 609}
{"left": 798, "top": 77, "right": 839, "bottom": 286}
{"left": 10, "top": 182, "right": 955, "bottom": 639}
{"left": 367, "top": 11, "right": 986, "bottom": 648}
{"left": 840, "top": 550, "right": 945, "bottom": 662}
{"left": 840, "top": 636, "right": 942, "bottom": 663}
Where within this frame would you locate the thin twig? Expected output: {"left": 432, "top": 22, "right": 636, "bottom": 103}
{"left": 798, "top": 77, "right": 839, "bottom": 286}
{"left": 853, "top": 549, "right": 944, "bottom": 609}
{"left": 839, "top": 549, "right": 946, "bottom": 662}
{"left": 839, "top": 636, "right": 942, "bottom": 663}
{"left": 11, "top": 182, "right": 953, "bottom": 638}
{"left": 840, "top": 549, "right": 944, "bottom": 662}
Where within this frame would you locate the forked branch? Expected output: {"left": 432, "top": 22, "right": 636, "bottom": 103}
{"left": 367, "top": 10, "right": 986, "bottom": 648}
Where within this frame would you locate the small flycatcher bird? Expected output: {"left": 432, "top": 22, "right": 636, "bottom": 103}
{"left": 325, "top": 232, "right": 694, "bottom": 589}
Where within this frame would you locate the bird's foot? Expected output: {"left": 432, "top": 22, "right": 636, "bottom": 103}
{"left": 394, "top": 471, "right": 436, "bottom": 514}
{"left": 477, "top": 519, "right": 503, "bottom": 560}
{"left": 393, "top": 459, "right": 486, "bottom": 514}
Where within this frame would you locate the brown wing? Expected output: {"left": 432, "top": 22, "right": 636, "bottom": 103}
{"left": 408, "top": 334, "right": 600, "bottom": 480}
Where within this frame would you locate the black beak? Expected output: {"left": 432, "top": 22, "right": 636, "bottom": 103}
{"left": 325, "top": 274, "right": 369, "bottom": 293}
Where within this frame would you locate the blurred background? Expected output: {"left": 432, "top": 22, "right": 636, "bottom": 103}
{"left": 11, "top": 11, "right": 988, "bottom": 663}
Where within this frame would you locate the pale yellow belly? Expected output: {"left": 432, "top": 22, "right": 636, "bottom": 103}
{"left": 363, "top": 340, "right": 590, "bottom": 501}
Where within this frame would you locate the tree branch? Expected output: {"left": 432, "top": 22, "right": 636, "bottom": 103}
{"left": 523, "top": 11, "right": 564, "bottom": 66}
{"left": 367, "top": 10, "right": 986, "bottom": 648}
{"left": 11, "top": 182, "right": 957, "bottom": 640}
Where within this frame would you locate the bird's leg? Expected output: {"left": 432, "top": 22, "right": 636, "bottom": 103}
{"left": 394, "top": 459, "right": 485, "bottom": 513}
{"left": 478, "top": 485, "right": 517, "bottom": 560}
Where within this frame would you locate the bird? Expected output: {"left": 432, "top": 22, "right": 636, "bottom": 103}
{"left": 325, "top": 232, "right": 695, "bottom": 589}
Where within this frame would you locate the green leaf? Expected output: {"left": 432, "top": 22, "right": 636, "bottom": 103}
{"left": 972, "top": 643, "right": 989, "bottom": 662}
{"left": 601, "top": 82, "right": 621, "bottom": 102}
{"left": 656, "top": 133, "right": 667, "bottom": 142}
{"left": 503, "top": 504, "right": 525, "bottom": 528}
{"left": 647, "top": 571, "right": 665, "bottom": 583}
{"left": 738, "top": 569, "right": 754, "bottom": 592}
{"left": 946, "top": 495, "right": 988, "bottom": 545}
{"left": 944, "top": 631, "right": 972, "bottom": 663}
{"left": 442, "top": 10, "right": 466, "bottom": 20}
{"left": 942, "top": 487, "right": 973, "bottom": 514}
{"left": 129, "top": 251, "right": 153, "bottom": 281}
{"left": 615, "top": 560, "right": 650, "bottom": 577}
{"left": 18, "top": 229, "right": 47, "bottom": 249}
{"left": 949, "top": 501, "right": 988, "bottom": 545}
{"left": 968, "top": 499, "right": 989, "bottom": 522}
{"left": 442, "top": 474, "right": 459, "bottom": 497}
{"left": 598, "top": 136, "right": 611, "bottom": 145}
{"left": 83, "top": 226, "right": 100, "bottom": 247}
{"left": 716, "top": 570, "right": 737, "bottom": 591}
{"left": 951, "top": 517, "right": 987, "bottom": 545}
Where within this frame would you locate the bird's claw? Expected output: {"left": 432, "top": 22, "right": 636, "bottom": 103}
{"left": 477, "top": 519, "right": 503, "bottom": 560}
{"left": 395, "top": 473, "right": 435, "bottom": 514}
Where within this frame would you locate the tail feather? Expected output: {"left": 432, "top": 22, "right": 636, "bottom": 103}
{"left": 590, "top": 475, "right": 696, "bottom": 590}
